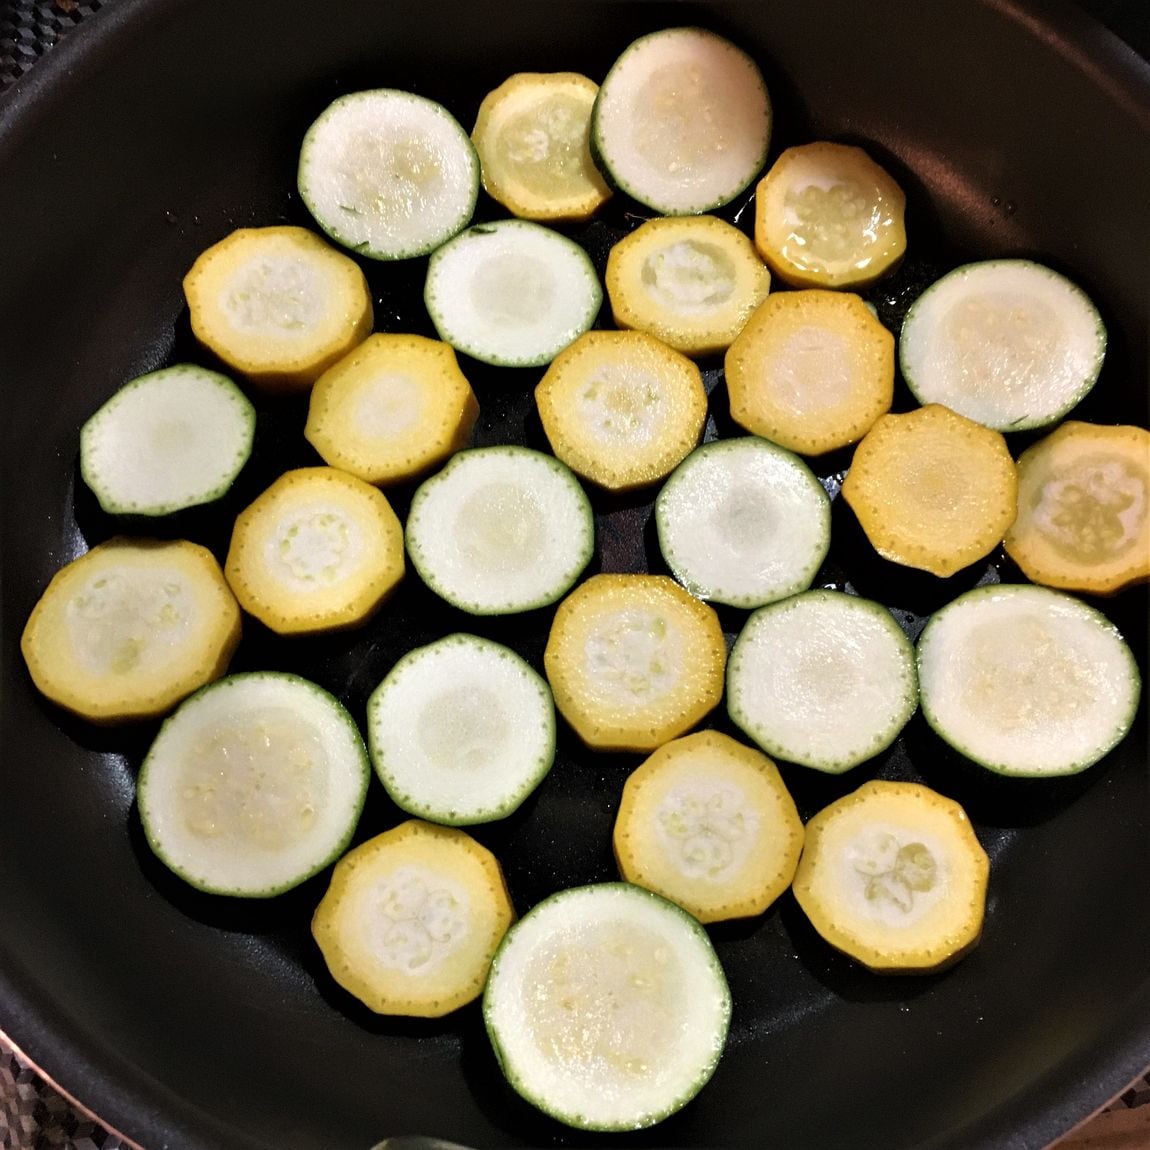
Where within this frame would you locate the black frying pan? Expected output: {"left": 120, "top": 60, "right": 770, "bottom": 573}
{"left": 1, "top": 2, "right": 1148, "bottom": 1147}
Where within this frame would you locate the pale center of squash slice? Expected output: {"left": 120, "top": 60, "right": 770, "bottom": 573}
{"left": 960, "top": 616, "right": 1097, "bottom": 730}
{"left": 366, "top": 866, "right": 470, "bottom": 974}
{"left": 655, "top": 782, "right": 759, "bottom": 881}
{"left": 353, "top": 371, "right": 427, "bottom": 440}
{"left": 500, "top": 95, "right": 591, "bottom": 191}
{"left": 840, "top": 825, "right": 947, "bottom": 928}
{"left": 66, "top": 569, "right": 193, "bottom": 676}
{"left": 770, "top": 327, "right": 852, "bottom": 414}
{"left": 341, "top": 128, "right": 446, "bottom": 216}
{"left": 714, "top": 490, "right": 778, "bottom": 554}
{"left": 1032, "top": 455, "right": 1146, "bottom": 563}
{"left": 783, "top": 178, "right": 879, "bottom": 265}
{"left": 455, "top": 482, "right": 546, "bottom": 571}
{"left": 940, "top": 292, "right": 1064, "bottom": 403}
{"left": 578, "top": 370, "right": 666, "bottom": 442}
{"left": 640, "top": 241, "right": 736, "bottom": 310}
{"left": 180, "top": 708, "right": 327, "bottom": 850}
{"left": 417, "top": 684, "right": 510, "bottom": 770}
{"left": 469, "top": 253, "right": 556, "bottom": 327}
{"left": 523, "top": 920, "right": 683, "bottom": 1077}
{"left": 583, "top": 608, "right": 681, "bottom": 703}
{"left": 222, "top": 257, "right": 325, "bottom": 335}
{"left": 633, "top": 64, "right": 737, "bottom": 174}
{"left": 267, "top": 507, "right": 363, "bottom": 587}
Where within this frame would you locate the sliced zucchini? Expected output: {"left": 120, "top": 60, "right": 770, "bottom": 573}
{"left": 754, "top": 141, "right": 907, "bottom": 289}
{"left": 183, "top": 226, "right": 373, "bottom": 393}
{"left": 655, "top": 436, "right": 831, "bottom": 609}
{"left": 613, "top": 730, "right": 804, "bottom": 924}
{"left": 79, "top": 365, "right": 255, "bottom": 517}
{"left": 899, "top": 260, "right": 1107, "bottom": 431}
{"left": 424, "top": 219, "right": 601, "bottom": 367}
{"left": 138, "top": 671, "right": 370, "bottom": 897}
{"left": 591, "top": 27, "right": 771, "bottom": 215}
{"left": 20, "top": 538, "right": 241, "bottom": 724}
{"left": 841, "top": 404, "right": 1018, "bottom": 577}
{"left": 298, "top": 89, "right": 479, "bottom": 261}
{"left": 1004, "top": 421, "right": 1150, "bottom": 595}
{"left": 366, "top": 634, "right": 555, "bottom": 825}
{"left": 405, "top": 446, "right": 594, "bottom": 615}
{"left": 471, "top": 72, "right": 612, "bottom": 221}
{"left": 304, "top": 333, "right": 479, "bottom": 486}
{"left": 483, "top": 882, "right": 730, "bottom": 1130}
{"left": 544, "top": 574, "right": 727, "bottom": 752}
{"left": 724, "top": 289, "right": 895, "bottom": 456}
{"left": 605, "top": 215, "right": 771, "bottom": 357}
{"left": 727, "top": 590, "right": 918, "bottom": 774}
{"left": 225, "top": 467, "right": 405, "bottom": 635}
{"left": 535, "top": 329, "right": 707, "bottom": 491}
{"left": 917, "top": 584, "right": 1141, "bottom": 777}
{"left": 312, "top": 820, "right": 514, "bottom": 1017}
{"left": 792, "top": 780, "right": 989, "bottom": 973}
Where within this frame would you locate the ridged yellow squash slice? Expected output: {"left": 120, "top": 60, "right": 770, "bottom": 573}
{"left": 614, "top": 730, "right": 804, "bottom": 923}
{"left": 21, "top": 538, "right": 240, "bottom": 723}
{"left": 305, "top": 334, "right": 479, "bottom": 486}
{"left": 535, "top": 330, "right": 707, "bottom": 491}
{"left": 1004, "top": 421, "right": 1150, "bottom": 594}
{"left": 793, "top": 780, "right": 989, "bottom": 973}
{"left": 544, "top": 574, "right": 726, "bottom": 752}
{"left": 842, "top": 404, "right": 1017, "bottom": 577}
{"left": 472, "top": 72, "right": 611, "bottom": 221}
{"left": 312, "top": 820, "right": 514, "bottom": 1017}
{"left": 725, "top": 289, "right": 894, "bottom": 455}
{"left": 183, "top": 226, "right": 372, "bottom": 394}
{"left": 225, "top": 467, "right": 404, "bottom": 635}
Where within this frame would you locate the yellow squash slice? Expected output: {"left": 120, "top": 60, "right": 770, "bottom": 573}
{"left": 21, "top": 538, "right": 240, "bottom": 724}
{"left": 304, "top": 334, "right": 479, "bottom": 486}
{"left": 613, "top": 730, "right": 804, "bottom": 923}
{"left": 605, "top": 215, "right": 771, "bottom": 357}
{"left": 792, "top": 780, "right": 989, "bottom": 973}
{"left": 1004, "top": 421, "right": 1150, "bottom": 595}
{"left": 312, "top": 819, "right": 515, "bottom": 1017}
{"left": 471, "top": 72, "right": 612, "bottom": 221}
{"left": 725, "top": 289, "right": 894, "bottom": 455}
{"left": 225, "top": 467, "right": 404, "bottom": 635}
{"left": 755, "top": 142, "right": 906, "bottom": 290}
{"left": 535, "top": 330, "right": 707, "bottom": 491}
{"left": 544, "top": 574, "right": 726, "bottom": 752}
{"left": 183, "top": 226, "right": 373, "bottom": 394}
{"left": 841, "top": 404, "right": 1018, "bottom": 577}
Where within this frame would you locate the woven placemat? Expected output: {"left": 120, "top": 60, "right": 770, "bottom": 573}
{"left": 1, "top": 2, "right": 1148, "bottom": 1148}
{"left": 0, "top": 0, "right": 107, "bottom": 88}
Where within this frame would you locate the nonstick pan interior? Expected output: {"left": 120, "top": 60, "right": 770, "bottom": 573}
{"left": 1, "top": 2, "right": 1148, "bottom": 1148}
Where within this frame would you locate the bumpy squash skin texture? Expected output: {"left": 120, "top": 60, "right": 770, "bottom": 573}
{"left": 841, "top": 404, "right": 1018, "bottom": 577}
{"left": 544, "top": 574, "right": 727, "bottom": 752}
{"left": 21, "top": 538, "right": 241, "bottom": 724}
{"left": 613, "top": 729, "right": 804, "bottom": 923}
{"left": 792, "top": 780, "right": 989, "bottom": 974}
{"left": 1004, "top": 421, "right": 1150, "bottom": 595}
